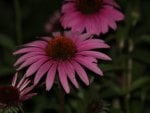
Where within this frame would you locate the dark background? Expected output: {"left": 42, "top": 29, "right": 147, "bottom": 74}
{"left": 0, "top": 0, "right": 150, "bottom": 113}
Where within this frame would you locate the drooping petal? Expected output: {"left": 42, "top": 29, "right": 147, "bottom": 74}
{"left": 77, "top": 39, "right": 109, "bottom": 51}
{"left": 34, "top": 61, "right": 53, "bottom": 85}
{"left": 46, "top": 63, "right": 57, "bottom": 91}
{"left": 20, "top": 93, "right": 37, "bottom": 101}
{"left": 63, "top": 61, "right": 79, "bottom": 88}
{"left": 17, "top": 76, "right": 26, "bottom": 88}
{"left": 23, "top": 40, "right": 48, "bottom": 49}
{"left": 78, "top": 51, "right": 111, "bottom": 60}
{"left": 71, "top": 60, "right": 89, "bottom": 85}
{"left": 11, "top": 73, "right": 18, "bottom": 87}
{"left": 20, "top": 85, "right": 35, "bottom": 97}
{"left": 25, "top": 58, "right": 48, "bottom": 77}
{"left": 58, "top": 62, "right": 70, "bottom": 93}
{"left": 17, "top": 55, "right": 47, "bottom": 70}
{"left": 75, "top": 56, "right": 103, "bottom": 75}
{"left": 14, "top": 52, "right": 46, "bottom": 66}
{"left": 13, "top": 47, "right": 44, "bottom": 55}
{"left": 19, "top": 80, "right": 31, "bottom": 91}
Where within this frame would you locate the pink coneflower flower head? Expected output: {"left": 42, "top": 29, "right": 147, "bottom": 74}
{"left": 13, "top": 31, "right": 111, "bottom": 93}
{"left": 61, "top": 0, "right": 124, "bottom": 35}
{"left": 45, "top": 11, "right": 63, "bottom": 32}
{"left": 0, "top": 73, "right": 37, "bottom": 108}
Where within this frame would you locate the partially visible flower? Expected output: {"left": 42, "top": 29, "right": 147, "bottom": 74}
{"left": 13, "top": 31, "right": 111, "bottom": 93}
{"left": 45, "top": 11, "right": 62, "bottom": 32}
{"left": 0, "top": 73, "right": 37, "bottom": 108}
{"left": 61, "top": 0, "right": 124, "bottom": 35}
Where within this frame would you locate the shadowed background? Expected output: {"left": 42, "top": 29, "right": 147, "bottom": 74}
{"left": 0, "top": 0, "right": 150, "bottom": 113}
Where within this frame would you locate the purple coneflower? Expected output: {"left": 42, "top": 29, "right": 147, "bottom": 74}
{"left": 13, "top": 32, "right": 111, "bottom": 93}
{"left": 0, "top": 73, "right": 37, "bottom": 108}
{"left": 61, "top": 0, "right": 124, "bottom": 35}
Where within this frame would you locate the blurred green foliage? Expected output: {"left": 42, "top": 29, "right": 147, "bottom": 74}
{"left": 0, "top": 0, "right": 150, "bottom": 113}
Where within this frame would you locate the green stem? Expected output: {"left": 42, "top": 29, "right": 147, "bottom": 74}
{"left": 14, "top": 0, "right": 22, "bottom": 45}
{"left": 57, "top": 82, "right": 65, "bottom": 113}
{"left": 125, "top": 39, "right": 133, "bottom": 113}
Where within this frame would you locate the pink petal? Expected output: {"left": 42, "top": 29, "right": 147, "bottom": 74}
{"left": 104, "top": 6, "right": 124, "bottom": 21}
{"left": 46, "top": 63, "right": 57, "bottom": 91}
{"left": 101, "top": 8, "right": 117, "bottom": 30}
{"left": 71, "top": 60, "right": 89, "bottom": 85}
{"left": 78, "top": 39, "right": 104, "bottom": 46}
{"left": 85, "top": 16, "right": 100, "bottom": 35}
{"left": 20, "top": 93, "right": 37, "bottom": 101}
{"left": 65, "top": 13, "right": 85, "bottom": 32}
{"left": 13, "top": 47, "right": 44, "bottom": 55}
{"left": 98, "top": 14, "right": 109, "bottom": 34}
{"left": 17, "top": 76, "right": 26, "bottom": 88}
{"left": 61, "top": 11, "right": 81, "bottom": 28}
{"left": 58, "top": 62, "right": 70, "bottom": 93}
{"left": 20, "top": 85, "right": 35, "bottom": 96}
{"left": 63, "top": 61, "right": 79, "bottom": 88}
{"left": 78, "top": 33, "right": 92, "bottom": 41}
{"left": 41, "top": 36, "right": 51, "bottom": 42}
{"left": 11, "top": 73, "right": 18, "bottom": 87}
{"left": 62, "top": 3, "right": 76, "bottom": 13}
{"left": 76, "top": 54, "right": 97, "bottom": 63}
{"left": 17, "top": 55, "right": 47, "bottom": 70}
{"left": 34, "top": 61, "right": 53, "bottom": 85}
{"left": 77, "top": 40, "right": 110, "bottom": 51}
{"left": 19, "top": 80, "right": 31, "bottom": 91}
{"left": 23, "top": 40, "right": 47, "bottom": 49}
{"left": 14, "top": 52, "right": 46, "bottom": 66}
{"left": 75, "top": 56, "right": 103, "bottom": 75}
{"left": 25, "top": 58, "right": 48, "bottom": 77}
{"left": 78, "top": 51, "right": 111, "bottom": 60}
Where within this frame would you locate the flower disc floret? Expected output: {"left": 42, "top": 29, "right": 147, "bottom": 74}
{"left": 0, "top": 86, "right": 19, "bottom": 104}
{"left": 46, "top": 36, "right": 77, "bottom": 60}
{"left": 76, "top": 0, "right": 102, "bottom": 14}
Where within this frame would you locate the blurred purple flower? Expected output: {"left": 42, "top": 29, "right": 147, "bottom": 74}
{"left": 61, "top": 0, "right": 124, "bottom": 35}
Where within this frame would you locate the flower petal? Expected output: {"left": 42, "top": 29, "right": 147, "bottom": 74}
{"left": 17, "top": 55, "right": 47, "bottom": 70}
{"left": 64, "top": 61, "right": 79, "bottom": 88}
{"left": 75, "top": 56, "right": 103, "bottom": 75}
{"left": 11, "top": 73, "right": 18, "bottom": 87}
{"left": 13, "top": 47, "right": 44, "bottom": 55}
{"left": 71, "top": 60, "right": 89, "bottom": 85}
{"left": 78, "top": 51, "right": 111, "bottom": 60}
{"left": 14, "top": 52, "right": 46, "bottom": 66}
{"left": 58, "top": 62, "right": 70, "bottom": 93}
{"left": 34, "top": 61, "right": 53, "bottom": 85}
{"left": 46, "top": 63, "right": 57, "bottom": 91}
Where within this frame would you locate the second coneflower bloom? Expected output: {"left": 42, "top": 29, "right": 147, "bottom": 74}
{"left": 13, "top": 32, "right": 111, "bottom": 93}
{"left": 61, "top": 0, "right": 124, "bottom": 35}
{"left": 0, "top": 73, "right": 37, "bottom": 108}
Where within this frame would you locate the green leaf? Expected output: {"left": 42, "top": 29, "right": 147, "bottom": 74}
{"left": 135, "top": 35, "right": 150, "bottom": 44}
{"left": 129, "top": 76, "right": 150, "bottom": 92}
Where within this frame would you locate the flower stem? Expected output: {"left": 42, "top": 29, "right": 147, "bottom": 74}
{"left": 57, "top": 82, "right": 65, "bottom": 113}
{"left": 125, "top": 39, "right": 133, "bottom": 113}
{"left": 14, "top": 0, "right": 22, "bottom": 45}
